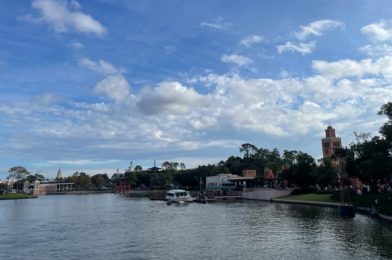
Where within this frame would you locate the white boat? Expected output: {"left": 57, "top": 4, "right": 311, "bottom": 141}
{"left": 165, "top": 189, "right": 194, "bottom": 204}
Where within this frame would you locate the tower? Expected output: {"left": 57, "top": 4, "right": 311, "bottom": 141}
{"left": 56, "top": 168, "right": 63, "bottom": 180}
{"left": 321, "top": 125, "right": 342, "bottom": 165}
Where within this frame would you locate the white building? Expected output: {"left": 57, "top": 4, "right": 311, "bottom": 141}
{"left": 206, "top": 174, "right": 238, "bottom": 190}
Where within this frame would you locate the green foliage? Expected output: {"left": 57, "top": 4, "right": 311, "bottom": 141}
{"left": 8, "top": 166, "right": 30, "bottom": 181}
{"left": 65, "top": 172, "right": 92, "bottom": 190}
{"left": 91, "top": 174, "right": 110, "bottom": 189}
{"left": 279, "top": 152, "right": 317, "bottom": 188}
{"left": 239, "top": 143, "right": 258, "bottom": 159}
{"left": 161, "top": 161, "right": 186, "bottom": 171}
{"left": 316, "top": 159, "right": 337, "bottom": 187}
{"left": 0, "top": 183, "right": 5, "bottom": 194}
{"left": 26, "top": 173, "right": 46, "bottom": 183}
{"left": 346, "top": 102, "right": 392, "bottom": 187}
{"left": 134, "top": 165, "right": 142, "bottom": 171}
{"left": 8, "top": 166, "right": 30, "bottom": 191}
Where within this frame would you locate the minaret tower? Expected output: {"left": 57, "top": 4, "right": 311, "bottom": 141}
{"left": 321, "top": 125, "right": 342, "bottom": 165}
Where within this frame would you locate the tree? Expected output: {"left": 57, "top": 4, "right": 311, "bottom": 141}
{"left": 91, "top": 174, "right": 110, "bottom": 189}
{"left": 224, "top": 156, "right": 243, "bottom": 174}
{"left": 265, "top": 148, "right": 283, "bottom": 176}
{"left": 279, "top": 152, "right": 316, "bottom": 188}
{"left": 134, "top": 165, "right": 142, "bottom": 172}
{"left": 180, "top": 162, "right": 186, "bottom": 170}
{"left": 378, "top": 102, "right": 392, "bottom": 143}
{"left": 316, "top": 159, "right": 337, "bottom": 188}
{"left": 240, "top": 143, "right": 258, "bottom": 159}
{"left": 345, "top": 103, "right": 392, "bottom": 189}
{"left": 8, "top": 166, "right": 30, "bottom": 192}
{"left": 26, "top": 173, "right": 46, "bottom": 183}
{"left": 162, "top": 161, "right": 172, "bottom": 171}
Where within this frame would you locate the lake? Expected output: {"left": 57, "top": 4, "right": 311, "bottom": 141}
{"left": 0, "top": 193, "right": 391, "bottom": 259}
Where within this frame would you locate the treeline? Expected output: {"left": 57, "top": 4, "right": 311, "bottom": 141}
{"left": 121, "top": 148, "right": 337, "bottom": 190}
{"left": 122, "top": 102, "right": 392, "bottom": 191}
{"left": 64, "top": 172, "right": 111, "bottom": 190}
{"left": 2, "top": 168, "right": 112, "bottom": 192}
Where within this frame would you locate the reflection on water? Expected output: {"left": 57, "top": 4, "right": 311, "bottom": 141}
{"left": 0, "top": 194, "right": 391, "bottom": 260}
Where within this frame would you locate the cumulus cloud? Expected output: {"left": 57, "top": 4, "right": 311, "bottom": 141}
{"left": 79, "top": 58, "right": 123, "bottom": 75}
{"left": 25, "top": 0, "right": 106, "bottom": 36}
{"left": 361, "top": 20, "right": 392, "bottom": 42}
{"left": 221, "top": 54, "right": 253, "bottom": 66}
{"left": 295, "top": 19, "right": 344, "bottom": 40}
{"left": 2, "top": 53, "right": 392, "bottom": 170}
{"left": 94, "top": 75, "right": 131, "bottom": 103}
{"left": 137, "top": 81, "right": 210, "bottom": 115}
{"left": 240, "top": 35, "right": 264, "bottom": 47}
{"left": 277, "top": 41, "right": 315, "bottom": 55}
{"left": 79, "top": 58, "right": 131, "bottom": 103}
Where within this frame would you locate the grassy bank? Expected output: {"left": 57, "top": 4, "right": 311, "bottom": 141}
{"left": 0, "top": 193, "right": 38, "bottom": 200}
{"left": 278, "top": 193, "right": 335, "bottom": 203}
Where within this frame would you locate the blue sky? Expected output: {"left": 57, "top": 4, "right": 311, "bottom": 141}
{"left": 1, "top": 0, "right": 392, "bottom": 178}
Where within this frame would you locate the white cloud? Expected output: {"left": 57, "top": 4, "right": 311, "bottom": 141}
{"left": 2, "top": 54, "right": 392, "bottom": 171}
{"left": 69, "top": 41, "right": 83, "bottom": 49}
{"left": 361, "top": 20, "right": 392, "bottom": 42}
{"left": 94, "top": 75, "right": 131, "bottom": 103}
{"left": 277, "top": 41, "right": 315, "bottom": 55}
{"left": 32, "top": 93, "right": 63, "bottom": 106}
{"left": 359, "top": 44, "right": 392, "bottom": 57}
{"left": 200, "top": 17, "right": 231, "bottom": 30}
{"left": 79, "top": 58, "right": 123, "bottom": 75}
{"left": 311, "top": 56, "right": 392, "bottom": 81}
{"left": 221, "top": 54, "right": 253, "bottom": 66}
{"left": 240, "top": 35, "right": 264, "bottom": 47}
{"left": 295, "top": 19, "right": 344, "bottom": 40}
{"left": 137, "top": 81, "right": 210, "bottom": 115}
{"left": 27, "top": 0, "right": 106, "bottom": 36}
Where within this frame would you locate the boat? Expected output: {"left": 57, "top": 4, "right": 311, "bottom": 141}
{"left": 165, "top": 189, "right": 194, "bottom": 204}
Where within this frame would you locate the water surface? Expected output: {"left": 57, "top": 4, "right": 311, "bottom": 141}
{"left": 0, "top": 194, "right": 391, "bottom": 259}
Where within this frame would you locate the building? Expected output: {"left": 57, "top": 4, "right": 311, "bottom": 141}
{"left": 32, "top": 181, "right": 74, "bottom": 195}
{"left": 321, "top": 125, "right": 342, "bottom": 165}
{"left": 206, "top": 174, "right": 238, "bottom": 190}
{"left": 56, "top": 168, "right": 63, "bottom": 181}
{"left": 206, "top": 170, "right": 256, "bottom": 190}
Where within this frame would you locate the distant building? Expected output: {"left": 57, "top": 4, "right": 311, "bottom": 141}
{"left": 148, "top": 160, "right": 161, "bottom": 172}
{"left": 321, "top": 125, "right": 342, "bottom": 165}
{"left": 56, "top": 168, "right": 63, "bottom": 181}
{"left": 206, "top": 174, "right": 238, "bottom": 190}
{"left": 206, "top": 170, "right": 256, "bottom": 190}
{"left": 111, "top": 169, "right": 124, "bottom": 182}
{"left": 242, "top": 169, "right": 256, "bottom": 178}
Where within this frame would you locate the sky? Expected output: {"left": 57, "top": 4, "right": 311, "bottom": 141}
{"left": 1, "top": 0, "right": 392, "bottom": 179}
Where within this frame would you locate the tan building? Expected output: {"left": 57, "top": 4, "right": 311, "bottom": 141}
{"left": 321, "top": 125, "right": 342, "bottom": 165}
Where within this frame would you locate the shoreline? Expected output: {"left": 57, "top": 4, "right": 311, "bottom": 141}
{"left": 267, "top": 197, "right": 392, "bottom": 222}
{"left": 0, "top": 194, "right": 38, "bottom": 200}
